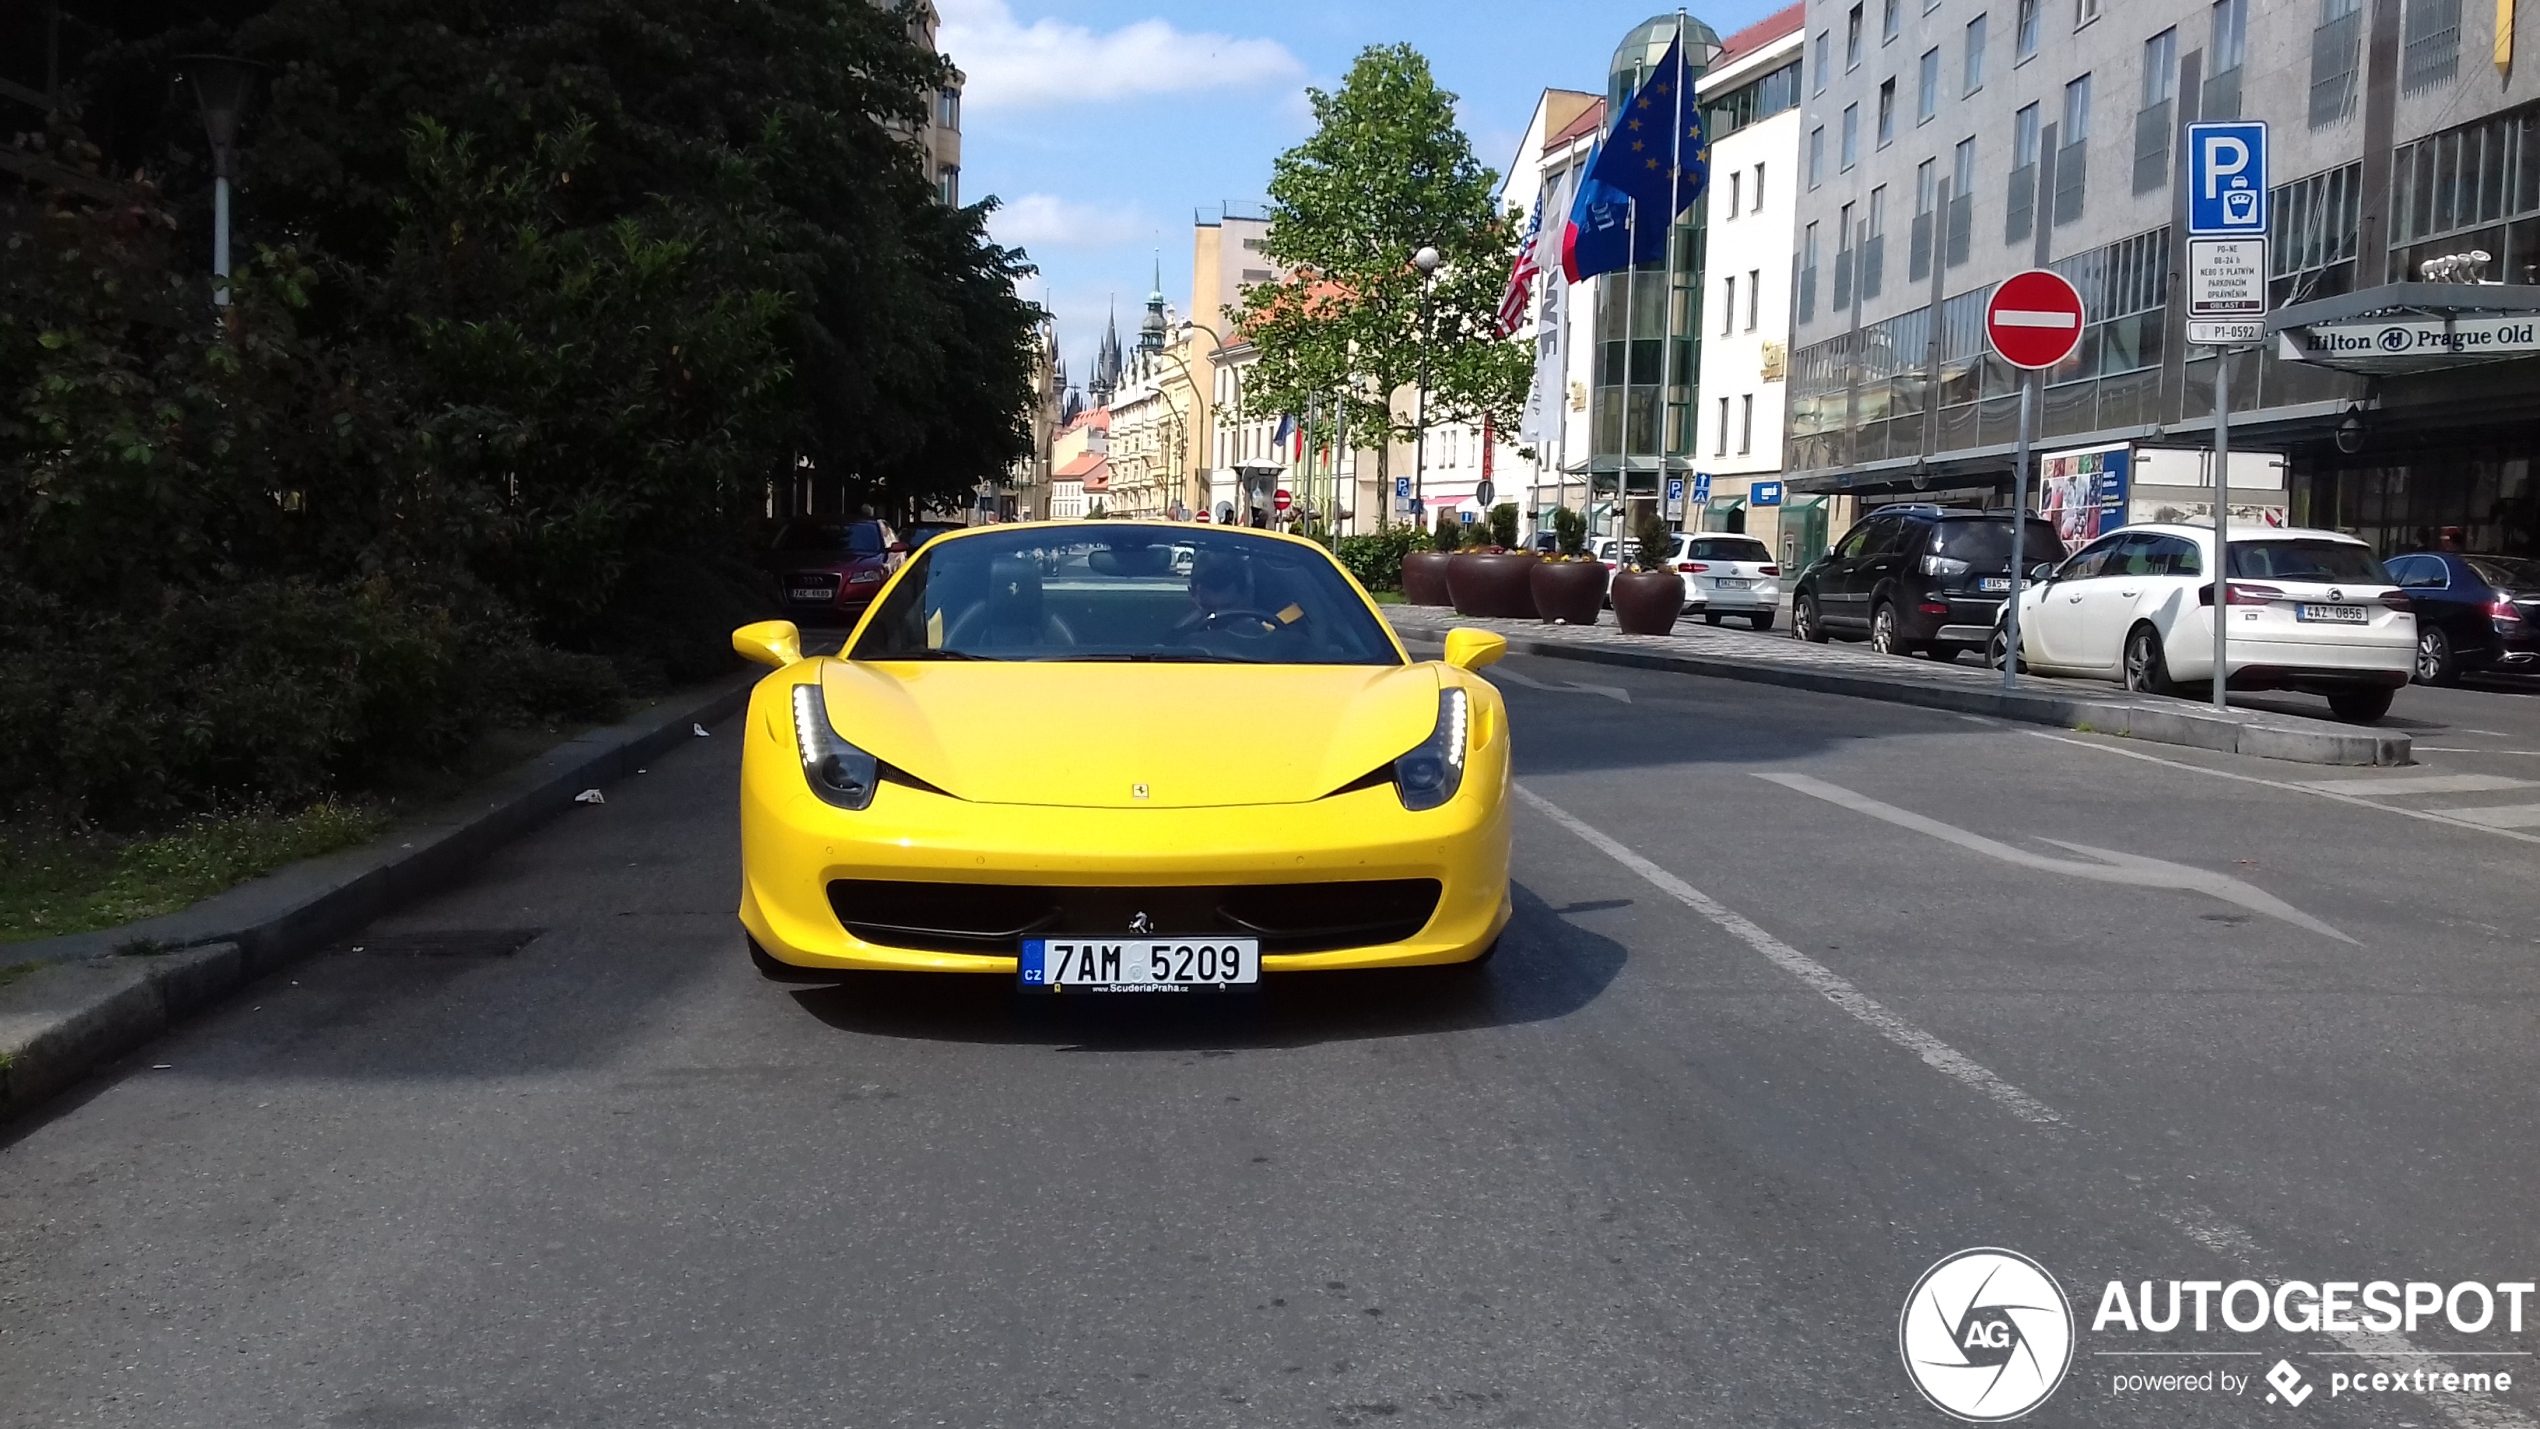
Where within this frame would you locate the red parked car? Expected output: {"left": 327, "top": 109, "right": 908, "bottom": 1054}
{"left": 773, "top": 518, "right": 905, "bottom": 625}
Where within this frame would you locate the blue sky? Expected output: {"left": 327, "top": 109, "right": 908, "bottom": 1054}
{"left": 953, "top": 0, "right": 1787, "bottom": 390}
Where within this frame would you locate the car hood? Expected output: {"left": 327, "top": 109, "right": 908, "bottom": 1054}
{"left": 815, "top": 660, "right": 1441, "bottom": 808}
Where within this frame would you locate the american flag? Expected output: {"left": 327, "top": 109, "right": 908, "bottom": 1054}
{"left": 1496, "top": 188, "right": 1547, "bottom": 338}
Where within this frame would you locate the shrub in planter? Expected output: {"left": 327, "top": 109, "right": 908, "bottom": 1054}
{"left": 1611, "top": 510, "right": 1688, "bottom": 635}
{"left": 1401, "top": 521, "right": 1459, "bottom": 606}
{"left": 1448, "top": 545, "right": 1540, "bottom": 618}
{"left": 1529, "top": 506, "right": 1605, "bottom": 624}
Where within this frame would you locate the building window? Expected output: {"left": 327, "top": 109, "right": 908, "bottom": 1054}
{"left": 1740, "top": 394, "right": 1755, "bottom": 454}
{"left": 2312, "top": 0, "right": 2365, "bottom": 127}
{"left": 1810, "top": 126, "right": 1827, "bottom": 187}
{"left": 1754, "top": 163, "right": 1766, "bottom": 210}
{"left": 1949, "top": 136, "right": 1976, "bottom": 266}
{"left": 1848, "top": 4, "right": 1865, "bottom": 68}
{"left": 937, "top": 165, "right": 960, "bottom": 205}
{"left": 1748, "top": 268, "right": 1762, "bottom": 329}
{"left": 1729, "top": 169, "right": 1743, "bottom": 217}
{"left": 1815, "top": 30, "right": 1832, "bottom": 91}
{"left": 1724, "top": 275, "right": 1739, "bottom": 335}
{"left": 1877, "top": 80, "right": 1896, "bottom": 147}
{"left": 2009, "top": 103, "right": 2041, "bottom": 243}
{"left": 2135, "top": 29, "right": 2176, "bottom": 195}
{"left": 2403, "top": 0, "right": 2463, "bottom": 94}
{"left": 1864, "top": 186, "right": 1888, "bottom": 301}
{"left": 1717, "top": 396, "right": 1731, "bottom": 456}
{"left": 2017, "top": 0, "right": 2041, "bottom": 59}
{"left": 2075, "top": 0, "right": 2102, "bottom": 26}
{"left": 1917, "top": 48, "right": 1941, "bottom": 123}
{"left": 1835, "top": 203, "right": 1857, "bottom": 312}
{"left": 1964, "top": 15, "right": 1988, "bottom": 94}
{"left": 1842, "top": 104, "right": 1860, "bottom": 169}
{"left": 2054, "top": 75, "right": 2091, "bottom": 226}
{"left": 1912, "top": 159, "right": 1939, "bottom": 282}
{"left": 2206, "top": 0, "right": 2248, "bottom": 118}
{"left": 938, "top": 88, "right": 961, "bottom": 130}
{"left": 1800, "top": 221, "right": 1821, "bottom": 322}
{"left": 2275, "top": 160, "right": 2361, "bottom": 304}
{"left": 1884, "top": 0, "right": 1903, "bottom": 42}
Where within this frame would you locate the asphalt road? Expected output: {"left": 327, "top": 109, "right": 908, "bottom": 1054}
{"left": 4, "top": 656, "right": 2538, "bottom": 1428}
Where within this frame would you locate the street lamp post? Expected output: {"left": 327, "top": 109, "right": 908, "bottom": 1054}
{"left": 1411, "top": 245, "right": 1441, "bottom": 528}
{"left": 178, "top": 54, "right": 266, "bottom": 309}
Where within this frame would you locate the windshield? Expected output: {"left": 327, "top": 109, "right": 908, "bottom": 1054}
{"left": 1687, "top": 537, "right": 1772, "bottom": 562}
{"left": 851, "top": 529, "right": 1402, "bottom": 665}
{"left": 2228, "top": 539, "right": 2389, "bottom": 583}
{"left": 1934, "top": 518, "right": 2067, "bottom": 568}
{"left": 2465, "top": 555, "right": 2540, "bottom": 590}
{"left": 777, "top": 520, "right": 886, "bottom": 556}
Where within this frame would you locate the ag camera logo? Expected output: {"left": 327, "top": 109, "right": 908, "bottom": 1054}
{"left": 1900, "top": 1248, "right": 2076, "bottom": 1421}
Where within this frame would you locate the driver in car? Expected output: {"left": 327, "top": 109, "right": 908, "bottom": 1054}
{"left": 1176, "top": 549, "right": 1303, "bottom": 639}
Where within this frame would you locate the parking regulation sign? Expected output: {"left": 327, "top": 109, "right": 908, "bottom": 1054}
{"left": 2188, "top": 121, "right": 2268, "bottom": 235}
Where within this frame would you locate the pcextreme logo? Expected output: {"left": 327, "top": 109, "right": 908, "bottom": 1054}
{"left": 1899, "top": 1248, "right": 2077, "bottom": 1422}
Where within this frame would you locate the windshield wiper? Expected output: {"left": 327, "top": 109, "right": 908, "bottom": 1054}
{"left": 1033, "top": 652, "right": 1262, "bottom": 664}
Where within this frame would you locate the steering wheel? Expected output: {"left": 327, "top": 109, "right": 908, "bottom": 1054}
{"left": 1190, "top": 606, "right": 1290, "bottom": 640}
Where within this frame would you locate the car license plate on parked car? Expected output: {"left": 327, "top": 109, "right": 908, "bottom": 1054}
{"left": 789, "top": 588, "right": 833, "bottom": 602}
{"left": 1980, "top": 577, "right": 2011, "bottom": 592}
{"left": 1019, "top": 938, "right": 1260, "bottom": 991}
{"left": 2297, "top": 604, "right": 2368, "bottom": 624}
{"left": 1713, "top": 577, "right": 1751, "bottom": 589}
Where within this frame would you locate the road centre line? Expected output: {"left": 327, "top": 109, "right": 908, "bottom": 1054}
{"left": 1511, "top": 782, "right": 2064, "bottom": 1126}
{"left": 1515, "top": 783, "right": 2539, "bottom": 1428}
{"left": 2026, "top": 732, "right": 2540, "bottom": 847}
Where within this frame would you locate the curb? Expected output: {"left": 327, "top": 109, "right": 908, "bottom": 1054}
{"left": 0, "top": 673, "right": 754, "bottom": 1118}
{"left": 1391, "top": 616, "right": 2409, "bottom": 768}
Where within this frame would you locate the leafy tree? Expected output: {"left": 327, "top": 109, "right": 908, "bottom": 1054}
{"left": 1235, "top": 45, "right": 1530, "bottom": 508}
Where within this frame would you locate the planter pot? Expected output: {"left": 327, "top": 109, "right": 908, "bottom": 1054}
{"left": 1611, "top": 569, "right": 1687, "bottom": 635}
{"left": 1401, "top": 549, "right": 1456, "bottom": 606}
{"left": 1529, "top": 559, "right": 1608, "bottom": 625}
{"left": 1446, "top": 550, "right": 1542, "bottom": 619}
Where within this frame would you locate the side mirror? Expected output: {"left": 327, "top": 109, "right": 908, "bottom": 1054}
{"left": 733, "top": 619, "right": 804, "bottom": 669}
{"left": 2028, "top": 563, "right": 2060, "bottom": 583}
{"left": 1442, "top": 627, "right": 1508, "bottom": 671}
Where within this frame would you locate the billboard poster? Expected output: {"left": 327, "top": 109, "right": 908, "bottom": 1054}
{"left": 2038, "top": 447, "right": 2131, "bottom": 547}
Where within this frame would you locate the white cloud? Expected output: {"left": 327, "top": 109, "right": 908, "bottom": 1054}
{"left": 938, "top": 0, "right": 1304, "bottom": 112}
{"left": 986, "top": 193, "right": 1149, "bottom": 249}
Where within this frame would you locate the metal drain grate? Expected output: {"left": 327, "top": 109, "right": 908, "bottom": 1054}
{"left": 346, "top": 929, "right": 543, "bottom": 958}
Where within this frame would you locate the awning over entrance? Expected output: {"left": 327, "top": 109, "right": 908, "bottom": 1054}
{"left": 2269, "top": 282, "right": 2540, "bottom": 375}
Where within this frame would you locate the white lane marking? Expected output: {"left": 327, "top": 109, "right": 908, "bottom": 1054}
{"left": 2296, "top": 773, "right": 2538, "bottom": 796}
{"left": 2026, "top": 732, "right": 2540, "bottom": 847}
{"left": 1956, "top": 714, "right": 2003, "bottom": 726}
{"left": 1752, "top": 772, "right": 2356, "bottom": 943}
{"left": 1996, "top": 308, "right": 2079, "bottom": 328}
{"left": 2427, "top": 802, "right": 2540, "bottom": 829}
{"left": 1488, "top": 667, "right": 1631, "bottom": 702}
{"left": 1512, "top": 782, "right": 2064, "bottom": 1126}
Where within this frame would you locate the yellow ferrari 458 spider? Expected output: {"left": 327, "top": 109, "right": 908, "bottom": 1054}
{"left": 731, "top": 523, "right": 1511, "bottom": 991}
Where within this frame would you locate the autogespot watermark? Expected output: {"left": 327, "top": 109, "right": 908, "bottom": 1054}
{"left": 1902, "top": 1250, "right": 2533, "bottom": 1419}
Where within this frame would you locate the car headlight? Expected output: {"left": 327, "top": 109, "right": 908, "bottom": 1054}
{"left": 792, "top": 683, "right": 878, "bottom": 810}
{"left": 1394, "top": 688, "right": 1469, "bottom": 812}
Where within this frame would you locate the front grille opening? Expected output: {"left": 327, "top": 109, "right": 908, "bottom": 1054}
{"left": 827, "top": 879, "right": 1442, "bottom": 955}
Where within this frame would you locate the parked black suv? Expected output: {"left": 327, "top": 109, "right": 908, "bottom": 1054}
{"left": 1792, "top": 505, "right": 2068, "bottom": 660}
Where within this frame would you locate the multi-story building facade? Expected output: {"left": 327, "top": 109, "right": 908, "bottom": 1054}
{"left": 1787, "top": 0, "right": 2540, "bottom": 564}
{"left": 1104, "top": 283, "right": 1205, "bottom": 521}
{"left": 899, "top": 0, "right": 964, "bottom": 204}
{"left": 1691, "top": 7, "right": 1811, "bottom": 555}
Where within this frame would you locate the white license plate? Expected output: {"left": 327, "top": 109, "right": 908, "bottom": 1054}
{"left": 1713, "top": 577, "right": 1752, "bottom": 589}
{"left": 1020, "top": 938, "right": 1260, "bottom": 991}
{"left": 1980, "top": 577, "right": 2012, "bottom": 592}
{"left": 2297, "top": 604, "right": 2368, "bottom": 624}
{"left": 790, "top": 588, "right": 834, "bottom": 602}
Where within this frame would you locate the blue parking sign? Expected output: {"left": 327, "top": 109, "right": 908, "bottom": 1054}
{"left": 1395, "top": 476, "right": 1411, "bottom": 497}
{"left": 1691, "top": 471, "right": 1713, "bottom": 503}
{"left": 2187, "top": 122, "right": 2267, "bottom": 235}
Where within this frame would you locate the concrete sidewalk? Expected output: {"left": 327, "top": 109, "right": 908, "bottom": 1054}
{"left": 1385, "top": 605, "right": 2411, "bottom": 768}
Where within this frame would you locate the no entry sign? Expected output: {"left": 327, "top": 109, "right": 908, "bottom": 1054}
{"left": 1985, "top": 270, "right": 2087, "bottom": 370}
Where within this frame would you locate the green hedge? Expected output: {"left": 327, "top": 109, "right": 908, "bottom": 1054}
{"left": 1333, "top": 526, "right": 1426, "bottom": 592}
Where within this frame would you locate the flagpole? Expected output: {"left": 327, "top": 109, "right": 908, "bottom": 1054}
{"left": 1661, "top": 11, "right": 1687, "bottom": 536}
{"left": 1620, "top": 194, "right": 1637, "bottom": 546}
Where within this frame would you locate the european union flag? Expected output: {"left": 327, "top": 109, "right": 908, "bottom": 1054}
{"left": 1560, "top": 31, "right": 1709, "bottom": 282}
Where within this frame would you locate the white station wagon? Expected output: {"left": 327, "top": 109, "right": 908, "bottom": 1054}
{"left": 1988, "top": 523, "right": 2415, "bottom": 722}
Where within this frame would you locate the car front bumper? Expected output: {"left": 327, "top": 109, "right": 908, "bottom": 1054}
{"left": 736, "top": 687, "right": 1513, "bottom": 975}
